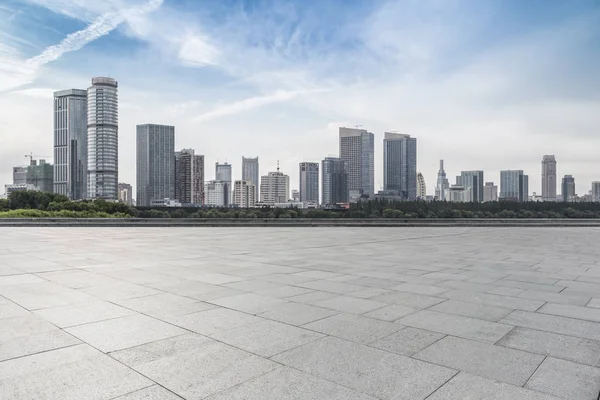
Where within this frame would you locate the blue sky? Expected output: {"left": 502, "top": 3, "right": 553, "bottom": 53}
{"left": 1, "top": 0, "right": 600, "bottom": 196}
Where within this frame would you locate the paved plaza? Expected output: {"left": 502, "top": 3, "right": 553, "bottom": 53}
{"left": 1, "top": 227, "right": 600, "bottom": 399}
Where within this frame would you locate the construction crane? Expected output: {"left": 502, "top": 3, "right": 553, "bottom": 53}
{"left": 25, "top": 153, "right": 51, "bottom": 164}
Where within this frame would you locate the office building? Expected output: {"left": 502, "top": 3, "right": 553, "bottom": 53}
{"left": 435, "top": 160, "right": 449, "bottom": 201}
{"left": 204, "top": 180, "right": 229, "bottom": 207}
{"left": 12, "top": 166, "right": 27, "bottom": 185}
{"left": 233, "top": 180, "right": 256, "bottom": 208}
{"left": 260, "top": 166, "right": 290, "bottom": 205}
{"left": 592, "top": 182, "right": 600, "bottom": 202}
{"left": 383, "top": 132, "right": 417, "bottom": 200}
{"left": 562, "top": 175, "right": 575, "bottom": 202}
{"left": 339, "top": 127, "right": 374, "bottom": 197}
{"left": 136, "top": 124, "right": 175, "bottom": 207}
{"left": 175, "top": 149, "right": 204, "bottom": 206}
{"left": 26, "top": 160, "right": 53, "bottom": 193}
{"left": 500, "top": 170, "right": 529, "bottom": 202}
{"left": 87, "top": 77, "right": 118, "bottom": 200}
{"left": 4, "top": 184, "right": 37, "bottom": 196}
{"left": 541, "top": 155, "right": 557, "bottom": 201}
{"left": 483, "top": 182, "right": 498, "bottom": 202}
{"left": 53, "top": 88, "right": 87, "bottom": 199}
{"left": 118, "top": 183, "right": 133, "bottom": 205}
{"left": 215, "top": 162, "right": 232, "bottom": 206}
{"left": 457, "top": 170, "right": 484, "bottom": 202}
{"left": 448, "top": 185, "right": 466, "bottom": 202}
{"left": 299, "top": 162, "right": 319, "bottom": 203}
{"left": 291, "top": 189, "right": 300, "bottom": 202}
{"left": 417, "top": 172, "right": 426, "bottom": 199}
{"left": 321, "top": 157, "right": 348, "bottom": 205}
{"left": 242, "top": 157, "right": 259, "bottom": 202}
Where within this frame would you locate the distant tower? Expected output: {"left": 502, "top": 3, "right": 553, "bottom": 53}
{"left": 299, "top": 162, "right": 319, "bottom": 203}
{"left": 321, "top": 157, "right": 348, "bottom": 205}
{"left": 417, "top": 172, "right": 426, "bottom": 199}
{"left": 339, "top": 127, "right": 375, "bottom": 197}
{"left": 242, "top": 157, "right": 259, "bottom": 202}
{"left": 136, "top": 124, "right": 175, "bottom": 206}
{"left": 541, "top": 155, "right": 557, "bottom": 201}
{"left": 561, "top": 175, "right": 575, "bottom": 202}
{"left": 435, "top": 160, "right": 449, "bottom": 200}
{"left": 383, "top": 132, "right": 417, "bottom": 200}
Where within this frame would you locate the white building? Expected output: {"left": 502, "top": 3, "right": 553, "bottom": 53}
{"left": 204, "top": 180, "right": 229, "bottom": 207}
{"left": 447, "top": 185, "right": 466, "bottom": 202}
{"left": 233, "top": 180, "right": 256, "bottom": 208}
{"left": 260, "top": 167, "right": 290, "bottom": 205}
{"left": 417, "top": 172, "right": 426, "bottom": 199}
{"left": 5, "top": 184, "right": 37, "bottom": 196}
{"left": 149, "top": 198, "right": 181, "bottom": 207}
{"left": 483, "top": 182, "right": 498, "bottom": 202}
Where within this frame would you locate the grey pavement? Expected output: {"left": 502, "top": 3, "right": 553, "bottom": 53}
{"left": 0, "top": 227, "right": 600, "bottom": 399}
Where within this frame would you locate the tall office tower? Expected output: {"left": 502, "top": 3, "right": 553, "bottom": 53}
{"left": 242, "top": 157, "right": 259, "bottom": 202}
{"left": 175, "top": 149, "right": 204, "bottom": 206}
{"left": 87, "top": 77, "right": 118, "bottom": 200}
{"left": 291, "top": 189, "right": 300, "bottom": 201}
{"left": 339, "top": 127, "right": 374, "bottom": 197}
{"left": 541, "top": 155, "right": 557, "bottom": 201}
{"left": 592, "top": 182, "right": 600, "bottom": 202}
{"left": 499, "top": 170, "right": 529, "bottom": 202}
{"left": 435, "top": 160, "right": 449, "bottom": 200}
{"left": 215, "top": 162, "right": 232, "bottom": 206}
{"left": 299, "top": 162, "right": 319, "bottom": 203}
{"left": 204, "top": 180, "right": 229, "bottom": 207}
{"left": 12, "top": 166, "right": 27, "bottom": 185}
{"left": 562, "top": 175, "right": 576, "bottom": 202}
{"left": 233, "top": 180, "right": 256, "bottom": 208}
{"left": 260, "top": 166, "right": 290, "bottom": 205}
{"left": 321, "top": 157, "right": 348, "bottom": 205}
{"left": 483, "top": 182, "right": 498, "bottom": 202}
{"left": 136, "top": 124, "right": 175, "bottom": 207}
{"left": 417, "top": 172, "right": 426, "bottom": 199}
{"left": 118, "top": 183, "right": 133, "bottom": 205}
{"left": 457, "top": 171, "right": 484, "bottom": 202}
{"left": 26, "top": 160, "right": 53, "bottom": 193}
{"left": 383, "top": 132, "right": 417, "bottom": 200}
{"left": 53, "top": 89, "right": 87, "bottom": 199}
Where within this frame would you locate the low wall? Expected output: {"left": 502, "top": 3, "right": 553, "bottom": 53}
{"left": 1, "top": 218, "right": 600, "bottom": 227}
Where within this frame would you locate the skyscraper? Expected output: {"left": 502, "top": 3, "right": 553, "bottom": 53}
{"left": 541, "top": 155, "right": 557, "bottom": 201}
{"left": 339, "top": 127, "right": 374, "bottom": 197}
{"left": 26, "top": 160, "right": 53, "bottom": 193}
{"left": 562, "top": 175, "right": 575, "bottom": 202}
{"left": 321, "top": 157, "right": 348, "bottom": 205}
{"left": 592, "top": 182, "right": 600, "bottom": 202}
{"left": 260, "top": 165, "right": 290, "bottom": 205}
{"left": 299, "top": 162, "right": 319, "bottom": 203}
{"left": 53, "top": 89, "right": 87, "bottom": 199}
{"left": 175, "top": 149, "right": 204, "bottom": 206}
{"left": 500, "top": 170, "right": 529, "bottom": 202}
{"left": 215, "top": 162, "right": 232, "bottom": 206}
{"left": 383, "top": 132, "right": 417, "bottom": 200}
{"left": 435, "top": 160, "right": 449, "bottom": 200}
{"left": 242, "top": 157, "right": 259, "bottom": 202}
{"left": 204, "top": 181, "right": 229, "bottom": 207}
{"left": 12, "top": 166, "right": 27, "bottom": 185}
{"left": 118, "top": 183, "right": 133, "bottom": 205}
{"left": 483, "top": 182, "right": 498, "bottom": 202}
{"left": 136, "top": 124, "right": 175, "bottom": 207}
{"left": 457, "top": 171, "right": 484, "bottom": 202}
{"left": 417, "top": 172, "right": 426, "bottom": 199}
{"left": 87, "top": 77, "right": 118, "bottom": 200}
{"left": 233, "top": 180, "right": 256, "bottom": 208}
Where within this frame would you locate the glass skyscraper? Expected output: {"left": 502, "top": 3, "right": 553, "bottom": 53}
{"left": 321, "top": 157, "right": 348, "bottom": 205}
{"left": 299, "top": 162, "right": 319, "bottom": 203}
{"left": 500, "top": 170, "right": 529, "bottom": 202}
{"left": 339, "top": 127, "right": 374, "bottom": 197}
{"left": 242, "top": 157, "right": 259, "bottom": 202}
{"left": 136, "top": 124, "right": 175, "bottom": 206}
{"left": 457, "top": 170, "right": 485, "bottom": 202}
{"left": 383, "top": 132, "right": 417, "bottom": 200}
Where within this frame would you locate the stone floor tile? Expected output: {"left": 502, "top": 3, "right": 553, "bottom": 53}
{"left": 444, "top": 290, "right": 545, "bottom": 311}
{"left": 303, "top": 313, "right": 403, "bottom": 344}
{"left": 391, "top": 283, "right": 449, "bottom": 296}
{"left": 312, "top": 295, "right": 387, "bottom": 314}
{"left": 0, "top": 327, "right": 80, "bottom": 362}
{"left": 537, "top": 302, "right": 600, "bottom": 323}
{"left": 167, "top": 307, "right": 263, "bottom": 336}
{"left": 500, "top": 310, "right": 600, "bottom": 341}
{"left": 297, "top": 280, "right": 367, "bottom": 294}
{"left": 256, "top": 285, "right": 314, "bottom": 298}
{"left": 34, "top": 301, "right": 134, "bottom": 328}
{"left": 363, "top": 304, "right": 418, "bottom": 321}
{"left": 429, "top": 300, "right": 513, "bottom": 322}
{"left": 112, "top": 385, "right": 183, "bottom": 399}
{"left": 208, "top": 293, "right": 287, "bottom": 314}
{"left": 370, "top": 327, "right": 444, "bottom": 356}
{"left": 525, "top": 357, "right": 600, "bottom": 400}
{"left": 81, "top": 281, "right": 162, "bottom": 301}
{"left": 371, "top": 291, "right": 446, "bottom": 309}
{"left": 258, "top": 302, "right": 338, "bottom": 325}
{"left": 115, "top": 293, "right": 215, "bottom": 319}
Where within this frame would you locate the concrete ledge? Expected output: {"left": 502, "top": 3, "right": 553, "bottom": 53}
{"left": 1, "top": 218, "right": 600, "bottom": 227}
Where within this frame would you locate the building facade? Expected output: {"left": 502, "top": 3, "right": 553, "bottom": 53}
{"left": 215, "top": 163, "right": 232, "bottom": 206}
{"left": 592, "top": 182, "right": 600, "bottom": 202}
{"left": 499, "top": 170, "right": 529, "bottom": 202}
{"left": 233, "top": 180, "right": 256, "bottom": 208}
{"left": 118, "top": 183, "right": 133, "bottom": 205}
{"left": 417, "top": 172, "right": 426, "bottom": 199}
{"left": 260, "top": 169, "right": 290, "bottom": 205}
{"left": 435, "top": 160, "right": 449, "bottom": 201}
{"left": 242, "top": 157, "right": 259, "bottom": 202}
{"left": 4, "top": 184, "right": 37, "bottom": 196}
{"left": 136, "top": 124, "right": 175, "bottom": 207}
{"left": 12, "top": 166, "right": 27, "bottom": 185}
{"left": 299, "top": 162, "right": 319, "bottom": 203}
{"left": 87, "top": 77, "right": 118, "bottom": 200}
{"left": 175, "top": 149, "right": 204, "bottom": 206}
{"left": 447, "top": 185, "right": 466, "bottom": 202}
{"left": 339, "top": 127, "right": 374, "bottom": 197}
{"left": 53, "top": 89, "right": 87, "bottom": 199}
{"left": 26, "top": 160, "right": 53, "bottom": 193}
{"left": 383, "top": 132, "right": 417, "bottom": 200}
{"left": 541, "top": 155, "right": 557, "bottom": 201}
{"left": 562, "top": 175, "right": 575, "bottom": 202}
{"left": 483, "top": 182, "right": 498, "bottom": 202}
{"left": 321, "top": 157, "right": 348, "bottom": 205}
{"left": 204, "top": 180, "right": 229, "bottom": 207}
{"left": 457, "top": 170, "right": 484, "bottom": 202}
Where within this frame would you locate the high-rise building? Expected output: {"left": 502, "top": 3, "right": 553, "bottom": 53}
{"left": 136, "top": 124, "right": 175, "bottom": 207}
{"left": 242, "top": 157, "right": 259, "bottom": 202}
{"left": 483, "top": 182, "right": 498, "bottom": 202}
{"left": 339, "top": 127, "right": 374, "bottom": 197}
{"left": 592, "top": 182, "right": 600, "bottom": 202}
{"left": 448, "top": 185, "right": 466, "bottom": 202}
{"left": 26, "top": 160, "right": 53, "bottom": 193}
{"left": 215, "top": 162, "right": 232, "bottom": 206}
{"left": 87, "top": 77, "right": 118, "bottom": 200}
{"left": 204, "top": 180, "right": 229, "bottom": 207}
{"left": 260, "top": 165, "right": 290, "bottom": 205}
{"left": 562, "top": 175, "right": 576, "bottom": 202}
{"left": 383, "top": 132, "right": 417, "bottom": 200}
{"left": 541, "top": 155, "right": 557, "bottom": 201}
{"left": 299, "top": 162, "right": 319, "bottom": 203}
{"left": 321, "top": 157, "right": 348, "bottom": 205}
{"left": 417, "top": 172, "right": 426, "bottom": 199}
{"left": 175, "top": 149, "right": 204, "bottom": 206}
{"left": 12, "top": 166, "right": 27, "bottom": 185}
{"left": 118, "top": 183, "right": 133, "bottom": 205}
{"left": 435, "top": 160, "right": 449, "bottom": 200}
{"left": 457, "top": 170, "right": 484, "bottom": 202}
{"left": 499, "top": 170, "right": 529, "bottom": 202}
{"left": 53, "top": 89, "right": 87, "bottom": 199}
{"left": 233, "top": 180, "right": 256, "bottom": 208}
{"left": 291, "top": 189, "right": 300, "bottom": 202}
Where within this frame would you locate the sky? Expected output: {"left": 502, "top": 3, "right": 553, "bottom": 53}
{"left": 1, "top": 0, "right": 599, "bottom": 197}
